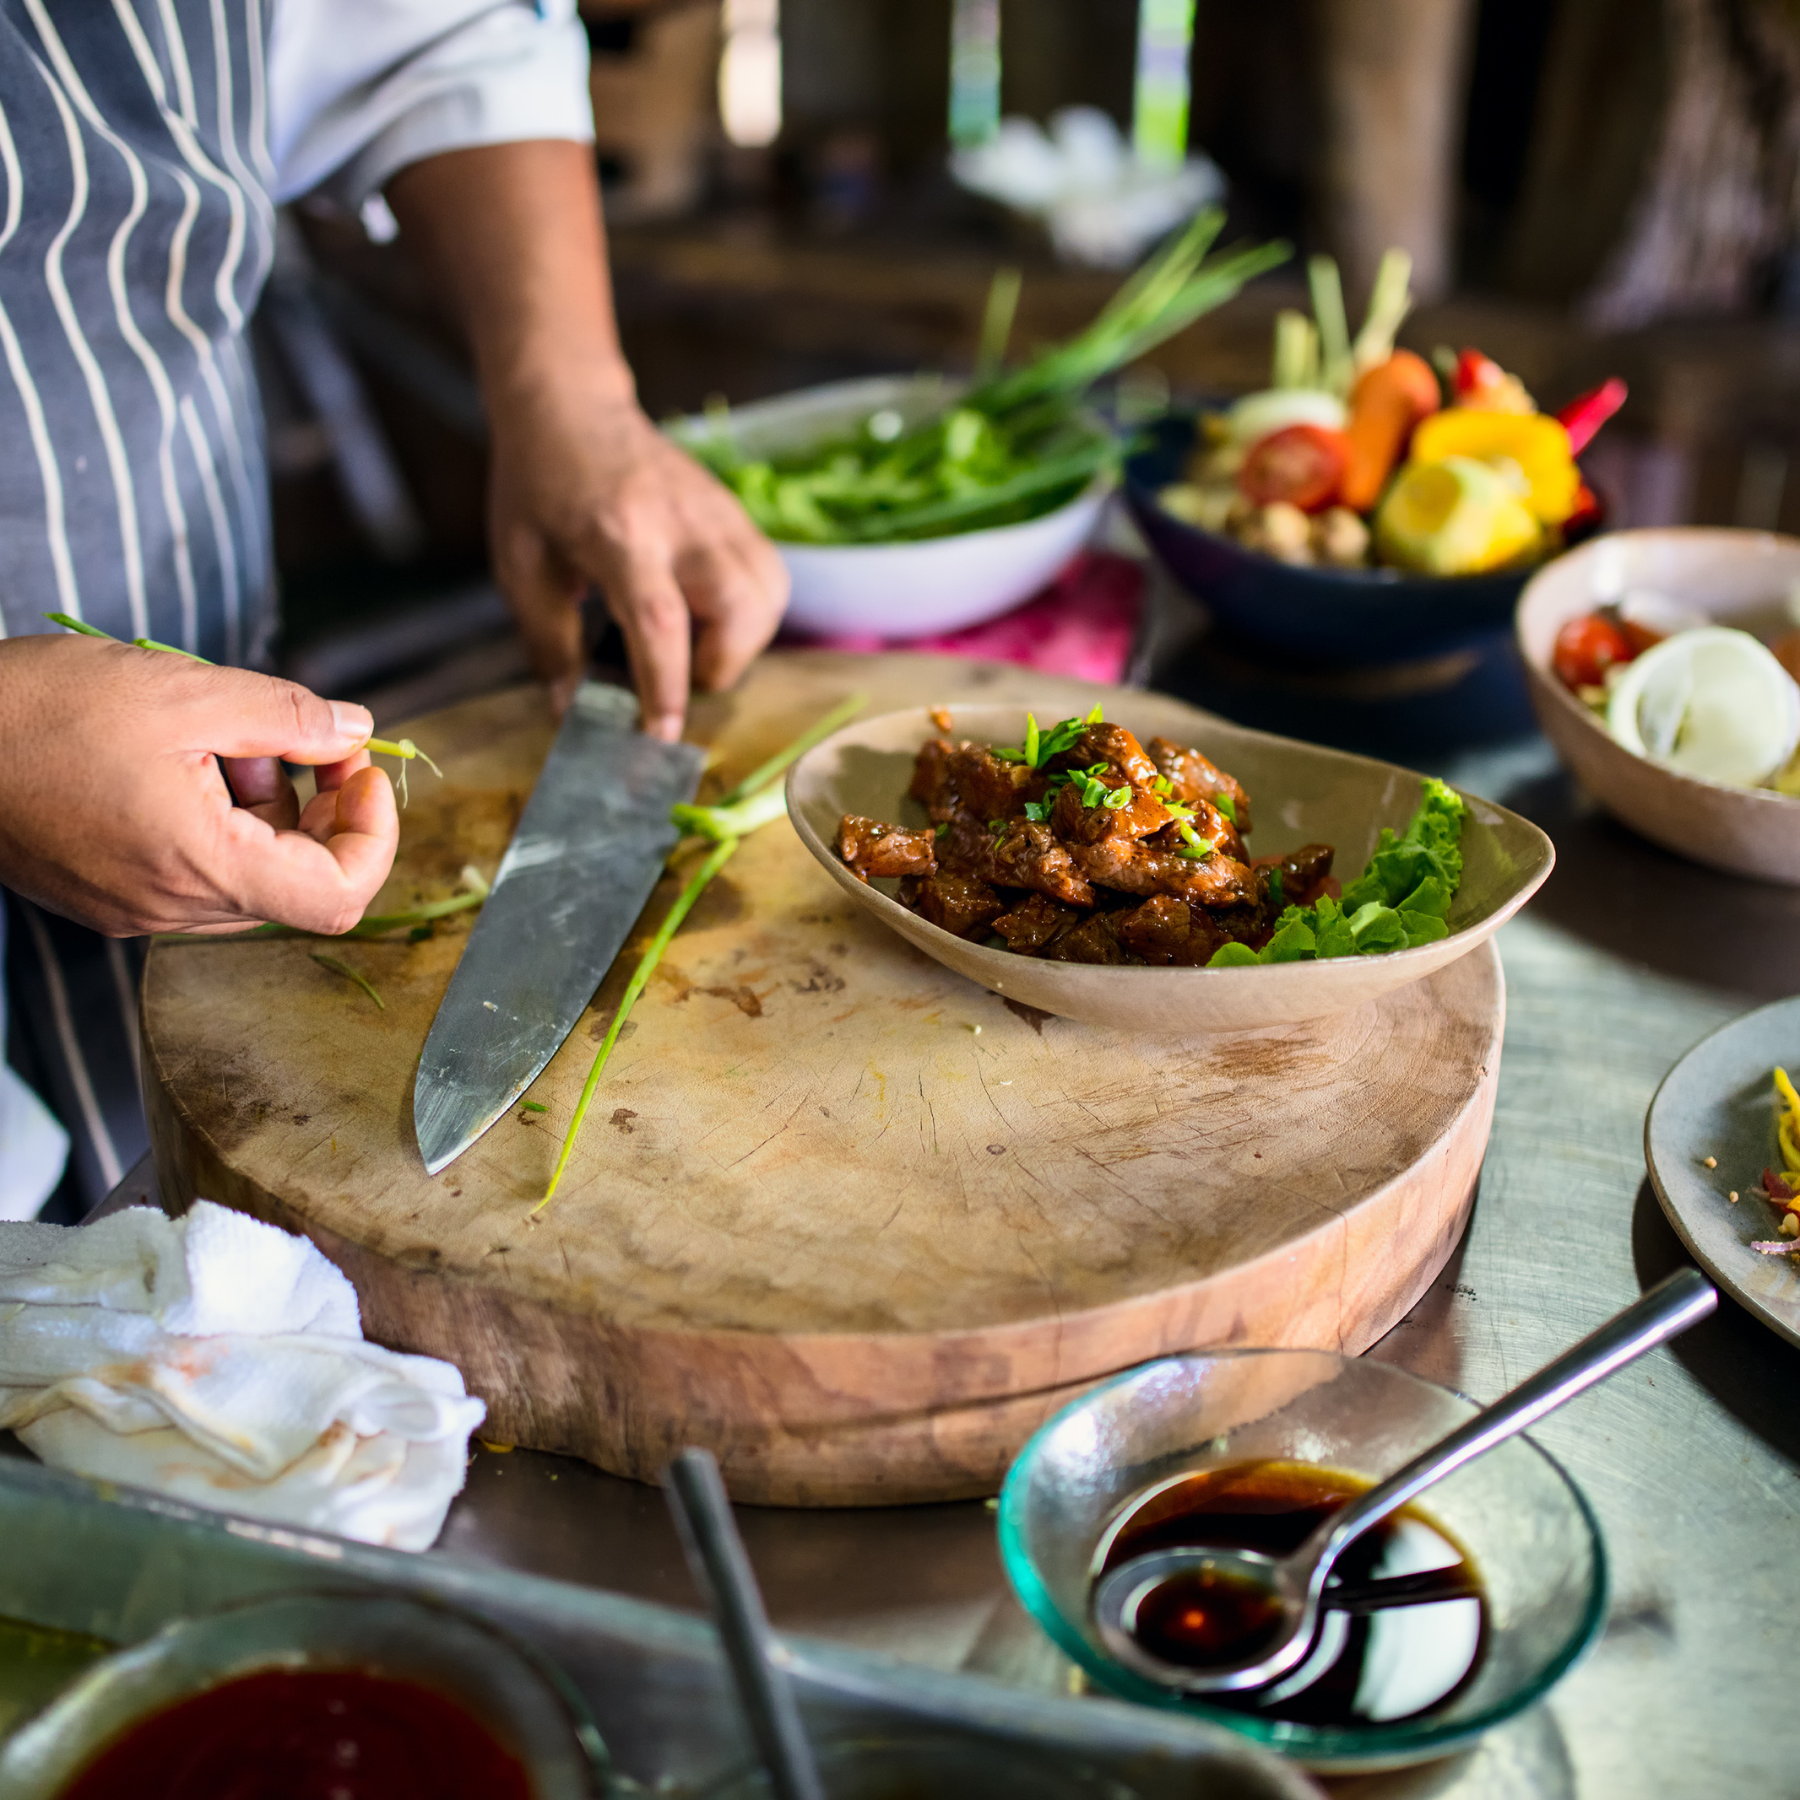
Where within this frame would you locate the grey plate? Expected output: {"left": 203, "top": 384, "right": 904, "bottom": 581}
{"left": 1645, "top": 995, "right": 1800, "bottom": 1349}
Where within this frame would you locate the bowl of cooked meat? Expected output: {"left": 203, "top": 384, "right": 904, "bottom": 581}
{"left": 786, "top": 698, "right": 1553, "bottom": 1032}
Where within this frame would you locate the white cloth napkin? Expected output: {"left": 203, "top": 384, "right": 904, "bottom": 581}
{"left": 0, "top": 1202, "right": 486, "bottom": 1549}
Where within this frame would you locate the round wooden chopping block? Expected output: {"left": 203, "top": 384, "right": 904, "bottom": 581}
{"left": 144, "top": 652, "right": 1503, "bottom": 1506}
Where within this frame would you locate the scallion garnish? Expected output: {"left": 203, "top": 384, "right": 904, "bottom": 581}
{"left": 309, "top": 951, "right": 384, "bottom": 1011}
{"left": 44, "top": 614, "right": 442, "bottom": 803}
{"left": 534, "top": 694, "right": 865, "bottom": 1216}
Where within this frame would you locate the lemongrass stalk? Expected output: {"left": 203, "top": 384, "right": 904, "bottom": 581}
{"left": 1351, "top": 247, "right": 1414, "bottom": 374}
{"left": 310, "top": 951, "right": 385, "bottom": 1010}
{"left": 1308, "top": 254, "right": 1352, "bottom": 398}
{"left": 533, "top": 837, "right": 739, "bottom": 1214}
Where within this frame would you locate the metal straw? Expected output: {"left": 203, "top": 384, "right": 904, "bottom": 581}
{"left": 663, "top": 1448, "right": 827, "bottom": 1800}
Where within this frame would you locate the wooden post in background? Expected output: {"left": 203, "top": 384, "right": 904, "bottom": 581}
{"left": 1313, "top": 0, "right": 1477, "bottom": 305}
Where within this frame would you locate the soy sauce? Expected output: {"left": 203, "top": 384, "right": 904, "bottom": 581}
{"left": 55, "top": 1667, "right": 532, "bottom": 1800}
{"left": 1093, "top": 1461, "right": 1487, "bottom": 1728}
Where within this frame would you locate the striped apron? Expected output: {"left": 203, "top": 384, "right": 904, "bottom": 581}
{"left": 1, "top": 1, "right": 278, "bottom": 1217}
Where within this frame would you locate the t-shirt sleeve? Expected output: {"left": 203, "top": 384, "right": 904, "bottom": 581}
{"left": 266, "top": 0, "right": 594, "bottom": 208}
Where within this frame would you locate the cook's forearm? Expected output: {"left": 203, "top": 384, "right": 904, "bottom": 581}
{"left": 384, "top": 139, "right": 635, "bottom": 409}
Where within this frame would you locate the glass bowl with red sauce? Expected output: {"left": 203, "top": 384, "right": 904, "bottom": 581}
{"left": 0, "top": 1593, "right": 606, "bottom": 1800}
{"left": 998, "top": 1350, "right": 1606, "bottom": 1774}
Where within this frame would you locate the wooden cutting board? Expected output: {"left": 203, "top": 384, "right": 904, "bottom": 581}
{"left": 143, "top": 652, "right": 1502, "bottom": 1506}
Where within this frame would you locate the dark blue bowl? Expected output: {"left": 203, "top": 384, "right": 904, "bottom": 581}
{"left": 1125, "top": 413, "right": 1539, "bottom": 667}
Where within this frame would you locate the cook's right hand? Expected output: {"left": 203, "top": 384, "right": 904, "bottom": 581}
{"left": 0, "top": 635, "right": 398, "bottom": 937}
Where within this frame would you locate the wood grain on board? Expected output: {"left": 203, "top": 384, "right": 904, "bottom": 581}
{"left": 144, "top": 652, "right": 1502, "bottom": 1505}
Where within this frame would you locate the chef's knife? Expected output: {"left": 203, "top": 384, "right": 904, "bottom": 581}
{"left": 413, "top": 682, "right": 704, "bottom": 1174}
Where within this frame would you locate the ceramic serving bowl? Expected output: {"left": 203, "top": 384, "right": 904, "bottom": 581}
{"left": 998, "top": 1350, "right": 1607, "bottom": 1774}
{"left": 0, "top": 1593, "right": 606, "bottom": 1798}
{"left": 671, "top": 374, "right": 1110, "bottom": 639}
{"left": 785, "top": 698, "right": 1553, "bottom": 1033}
{"left": 1516, "top": 529, "right": 1800, "bottom": 883}
{"left": 1125, "top": 415, "right": 1542, "bottom": 667}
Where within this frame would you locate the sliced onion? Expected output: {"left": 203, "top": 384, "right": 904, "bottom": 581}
{"left": 1607, "top": 626, "right": 1800, "bottom": 787}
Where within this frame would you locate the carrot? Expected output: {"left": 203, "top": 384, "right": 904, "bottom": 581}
{"left": 1339, "top": 349, "right": 1441, "bottom": 514}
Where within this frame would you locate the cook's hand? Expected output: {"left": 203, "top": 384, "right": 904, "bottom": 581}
{"left": 0, "top": 635, "right": 398, "bottom": 937}
{"left": 487, "top": 370, "right": 789, "bottom": 738}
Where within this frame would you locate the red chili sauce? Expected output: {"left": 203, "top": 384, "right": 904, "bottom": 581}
{"left": 56, "top": 1666, "right": 531, "bottom": 1800}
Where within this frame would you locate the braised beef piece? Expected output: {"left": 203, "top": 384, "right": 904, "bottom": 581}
{"left": 1048, "top": 773, "right": 1171, "bottom": 846}
{"left": 992, "top": 892, "right": 1081, "bottom": 953}
{"left": 1045, "top": 909, "right": 1132, "bottom": 965}
{"left": 1143, "top": 793, "right": 1245, "bottom": 864}
{"left": 1114, "top": 895, "right": 1231, "bottom": 967}
{"left": 1068, "top": 835, "right": 1257, "bottom": 906}
{"left": 838, "top": 816, "right": 937, "bottom": 882}
{"left": 1045, "top": 722, "right": 1159, "bottom": 789}
{"left": 1252, "top": 843, "right": 1336, "bottom": 907}
{"left": 1147, "top": 737, "right": 1253, "bottom": 833}
{"left": 908, "top": 737, "right": 1036, "bottom": 824}
{"left": 988, "top": 821, "right": 1096, "bottom": 907}
{"left": 908, "top": 872, "right": 1005, "bottom": 939}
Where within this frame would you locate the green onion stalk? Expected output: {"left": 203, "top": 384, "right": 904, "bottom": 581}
{"left": 43, "top": 614, "right": 442, "bottom": 799}
{"left": 531, "top": 692, "right": 866, "bottom": 1215}
{"left": 678, "top": 209, "right": 1290, "bottom": 546}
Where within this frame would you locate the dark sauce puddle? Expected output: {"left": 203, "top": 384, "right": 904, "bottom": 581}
{"left": 1093, "top": 1460, "right": 1488, "bottom": 1728}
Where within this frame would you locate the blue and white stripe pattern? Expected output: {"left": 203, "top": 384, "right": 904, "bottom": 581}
{"left": 0, "top": 0, "right": 592, "bottom": 1218}
{"left": 0, "top": 0, "right": 276, "bottom": 662}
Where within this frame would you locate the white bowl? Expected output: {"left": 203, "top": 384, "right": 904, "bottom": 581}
{"left": 1516, "top": 529, "right": 1800, "bottom": 883}
{"left": 674, "top": 374, "right": 1111, "bottom": 638}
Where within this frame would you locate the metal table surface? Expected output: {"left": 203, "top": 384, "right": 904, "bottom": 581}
{"left": 429, "top": 727, "right": 1800, "bottom": 1800}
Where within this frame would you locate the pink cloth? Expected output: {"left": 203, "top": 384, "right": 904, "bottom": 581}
{"left": 786, "top": 552, "right": 1144, "bottom": 685}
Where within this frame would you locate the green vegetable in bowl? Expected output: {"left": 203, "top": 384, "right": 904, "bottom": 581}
{"left": 1208, "top": 778, "right": 1467, "bottom": 967}
{"left": 682, "top": 208, "right": 1290, "bottom": 546}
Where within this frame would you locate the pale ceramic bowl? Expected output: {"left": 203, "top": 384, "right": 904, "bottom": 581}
{"left": 785, "top": 698, "right": 1553, "bottom": 1033}
{"left": 671, "top": 375, "right": 1111, "bottom": 638}
{"left": 1516, "top": 528, "right": 1800, "bottom": 883}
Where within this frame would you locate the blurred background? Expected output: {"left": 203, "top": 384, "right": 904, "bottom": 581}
{"left": 261, "top": 0, "right": 1800, "bottom": 745}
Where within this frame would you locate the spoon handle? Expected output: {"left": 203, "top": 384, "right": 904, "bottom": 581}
{"left": 664, "top": 1449, "right": 826, "bottom": 1800}
{"left": 1310, "top": 1268, "right": 1716, "bottom": 1576}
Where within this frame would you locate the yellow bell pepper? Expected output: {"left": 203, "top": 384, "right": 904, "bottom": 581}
{"left": 1407, "top": 409, "right": 1580, "bottom": 526}
{"left": 1374, "top": 457, "right": 1542, "bottom": 576}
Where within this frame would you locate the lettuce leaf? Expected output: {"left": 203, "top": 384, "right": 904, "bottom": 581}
{"left": 1206, "top": 779, "right": 1468, "bottom": 969}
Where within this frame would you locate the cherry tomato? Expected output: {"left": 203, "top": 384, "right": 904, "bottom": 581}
{"left": 1552, "top": 612, "right": 1633, "bottom": 690}
{"left": 1237, "top": 424, "right": 1348, "bottom": 513}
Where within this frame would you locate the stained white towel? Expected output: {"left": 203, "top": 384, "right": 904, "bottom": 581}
{"left": 0, "top": 1203, "right": 485, "bottom": 1550}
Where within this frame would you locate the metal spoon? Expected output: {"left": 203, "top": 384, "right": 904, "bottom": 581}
{"left": 1093, "top": 1267, "right": 1717, "bottom": 1695}
{"left": 664, "top": 1448, "right": 826, "bottom": 1800}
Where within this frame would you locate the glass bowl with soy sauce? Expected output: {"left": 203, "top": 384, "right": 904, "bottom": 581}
{"left": 998, "top": 1350, "right": 1606, "bottom": 1774}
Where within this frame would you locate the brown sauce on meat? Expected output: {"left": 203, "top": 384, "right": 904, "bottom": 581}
{"left": 837, "top": 715, "right": 1331, "bottom": 961}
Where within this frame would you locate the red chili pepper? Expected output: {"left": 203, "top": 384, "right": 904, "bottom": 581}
{"left": 1454, "top": 348, "right": 1508, "bottom": 400}
{"left": 1557, "top": 378, "right": 1628, "bottom": 455}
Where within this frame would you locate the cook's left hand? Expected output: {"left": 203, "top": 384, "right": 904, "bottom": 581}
{"left": 487, "top": 367, "right": 789, "bottom": 739}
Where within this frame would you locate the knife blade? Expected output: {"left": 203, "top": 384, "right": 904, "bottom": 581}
{"left": 412, "top": 682, "right": 704, "bottom": 1174}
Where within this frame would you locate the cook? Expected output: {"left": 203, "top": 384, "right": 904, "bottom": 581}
{"left": 0, "top": 1, "right": 787, "bottom": 1220}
